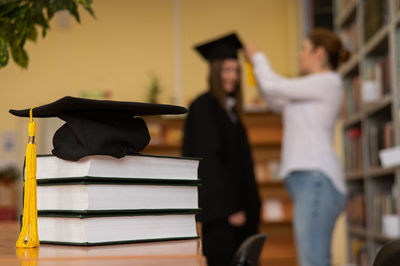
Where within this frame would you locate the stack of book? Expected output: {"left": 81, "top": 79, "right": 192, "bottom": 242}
{"left": 31, "top": 154, "right": 200, "bottom": 246}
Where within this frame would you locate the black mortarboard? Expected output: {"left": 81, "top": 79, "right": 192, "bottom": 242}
{"left": 10, "top": 96, "right": 187, "bottom": 161}
{"left": 195, "top": 32, "right": 243, "bottom": 61}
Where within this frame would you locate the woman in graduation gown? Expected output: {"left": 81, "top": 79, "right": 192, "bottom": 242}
{"left": 182, "top": 33, "right": 260, "bottom": 266}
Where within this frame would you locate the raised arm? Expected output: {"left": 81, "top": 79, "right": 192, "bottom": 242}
{"left": 264, "top": 95, "right": 289, "bottom": 113}
{"left": 250, "top": 51, "right": 340, "bottom": 103}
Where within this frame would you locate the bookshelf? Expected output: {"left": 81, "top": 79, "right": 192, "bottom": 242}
{"left": 143, "top": 111, "right": 297, "bottom": 266}
{"left": 334, "top": 0, "right": 400, "bottom": 265}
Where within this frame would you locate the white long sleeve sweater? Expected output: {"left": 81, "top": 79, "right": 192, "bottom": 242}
{"left": 251, "top": 52, "right": 346, "bottom": 194}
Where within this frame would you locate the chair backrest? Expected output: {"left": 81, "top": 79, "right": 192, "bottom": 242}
{"left": 373, "top": 239, "right": 400, "bottom": 266}
{"left": 231, "top": 233, "right": 268, "bottom": 266}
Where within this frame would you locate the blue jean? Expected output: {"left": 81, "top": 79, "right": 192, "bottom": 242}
{"left": 285, "top": 171, "right": 345, "bottom": 266}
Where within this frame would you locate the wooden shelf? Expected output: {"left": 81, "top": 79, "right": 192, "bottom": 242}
{"left": 262, "top": 219, "right": 292, "bottom": 226}
{"left": 343, "top": 111, "right": 363, "bottom": 128}
{"left": 145, "top": 143, "right": 181, "bottom": 150}
{"left": 251, "top": 142, "right": 281, "bottom": 148}
{"left": 258, "top": 180, "right": 284, "bottom": 187}
{"left": 395, "top": 12, "right": 400, "bottom": 26}
{"left": 142, "top": 144, "right": 182, "bottom": 156}
{"left": 260, "top": 238, "right": 296, "bottom": 266}
{"left": 370, "top": 232, "right": 396, "bottom": 243}
{"left": 335, "top": 0, "right": 358, "bottom": 28}
{"left": 348, "top": 226, "right": 368, "bottom": 238}
{"left": 349, "top": 227, "right": 396, "bottom": 242}
{"left": 346, "top": 170, "right": 364, "bottom": 181}
{"left": 366, "top": 167, "right": 396, "bottom": 178}
{"left": 338, "top": 53, "right": 360, "bottom": 76}
{"left": 363, "top": 25, "right": 389, "bottom": 56}
{"left": 364, "top": 95, "right": 393, "bottom": 116}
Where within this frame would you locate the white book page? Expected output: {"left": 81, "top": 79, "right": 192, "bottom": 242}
{"left": 37, "top": 156, "right": 91, "bottom": 179}
{"left": 85, "top": 215, "right": 197, "bottom": 243}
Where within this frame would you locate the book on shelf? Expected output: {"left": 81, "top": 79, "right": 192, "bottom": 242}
{"left": 351, "top": 238, "right": 369, "bottom": 266}
{"left": 35, "top": 211, "right": 198, "bottom": 246}
{"left": 380, "top": 146, "right": 400, "bottom": 168}
{"left": 363, "top": 0, "right": 388, "bottom": 42}
{"left": 362, "top": 56, "right": 391, "bottom": 103}
{"left": 382, "top": 214, "right": 399, "bottom": 238}
{"left": 347, "top": 193, "right": 366, "bottom": 227}
{"left": 368, "top": 122, "right": 394, "bottom": 167}
{"left": 261, "top": 198, "right": 292, "bottom": 223}
{"left": 345, "top": 128, "right": 363, "bottom": 172}
{"left": 262, "top": 199, "right": 283, "bottom": 222}
{"left": 339, "top": 19, "right": 359, "bottom": 53}
{"left": 371, "top": 191, "right": 397, "bottom": 234}
{"left": 254, "top": 160, "right": 280, "bottom": 183}
{"left": 35, "top": 154, "right": 200, "bottom": 183}
{"left": 343, "top": 76, "right": 361, "bottom": 118}
{"left": 336, "top": 0, "right": 356, "bottom": 14}
{"left": 147, "top": 122, "right": 164, "bottom": 145}
{"left": 146, "top": 121, "right": 183, "bottom": 147}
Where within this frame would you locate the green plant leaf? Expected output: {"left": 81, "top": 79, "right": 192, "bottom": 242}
{"left": 10, "top": 41, "right": 28, "bottom": 68}
{"left": 77, "top": 0, "right": 95, "bottom": 17}
{"left": 0, "top": 35, "right": 9, "bottom": 68}
{"left": 0, "top": 0, "right": 94, "bottom": 69}
{"left": 65, "top": 0, "right": 80, "bottom": 23}
{"left": 0, "top": 1, "right": 20, "bottom": 17}
{"left": 77, "top": 0, "right": 92, "bottom": 8}
{"left": 25, "top": 24, "right": 37, "bottom": 41}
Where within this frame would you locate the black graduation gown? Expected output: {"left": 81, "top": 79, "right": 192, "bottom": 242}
{"left": 182, "top": 92, "right": 260, "bottom": 266}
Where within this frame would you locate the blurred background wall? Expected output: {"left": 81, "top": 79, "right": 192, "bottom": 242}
{"left": 0, "top": 0, "right": 302, "bottom": 158}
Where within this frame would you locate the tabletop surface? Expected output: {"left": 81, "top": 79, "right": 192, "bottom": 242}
{"left": 0, "top": 222, "right": 206, "bottom": 266}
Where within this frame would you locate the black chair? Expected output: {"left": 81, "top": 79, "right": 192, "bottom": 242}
{"left": 231, "top": 233, "right": 268, "bottom": 266}
{"left": 373, "top": 239, "right": 400, "bottom": 266}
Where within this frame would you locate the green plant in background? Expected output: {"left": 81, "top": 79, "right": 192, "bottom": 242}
{"left": 148, "top": 74, "right": 162, "bottom": 104}
{"left": 0, "top": 0, "right": 95, "bottom": 69}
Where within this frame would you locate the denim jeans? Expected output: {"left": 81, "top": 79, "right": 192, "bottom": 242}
{"left": 285, "top": 171, "right": 345, "bottom": 266}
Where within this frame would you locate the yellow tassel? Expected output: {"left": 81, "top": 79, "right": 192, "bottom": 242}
{"left": 16, "top": 108, "right": 40, "bottom": 248}
{"left": 246, "top": 61, "right": 256, "bottom": 87}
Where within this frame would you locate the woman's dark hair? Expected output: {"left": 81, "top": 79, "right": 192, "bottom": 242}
{"left": 208, "top": 59, "right": 243, "bottom": 114}
{"left": 309, "top": 28, "right": 350, "bottom": 70}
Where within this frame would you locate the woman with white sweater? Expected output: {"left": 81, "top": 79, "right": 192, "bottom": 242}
{"left": 245, "top": 28, "right": 350, "bottom": 266}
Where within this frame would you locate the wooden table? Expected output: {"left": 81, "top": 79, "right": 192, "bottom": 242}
{"left": 0, "top": 222, "right": 206, "bottom": 266}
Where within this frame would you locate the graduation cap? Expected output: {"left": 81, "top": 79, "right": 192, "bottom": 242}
{"left": 194, "top": 32, "right": 257, "bottom": 87}
{"left": 195, "top": 32, "right": 243, "bottom": 61}
{"left": 10, "top": 96, "right": 187, "bottom": 161}
{"left": 12, "top": 96, "right": 187, "bottom": 248}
